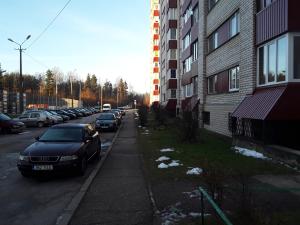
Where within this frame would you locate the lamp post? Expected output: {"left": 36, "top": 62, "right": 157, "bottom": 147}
{"left": 8, "top": 35, "right": 31, "bottom": 113}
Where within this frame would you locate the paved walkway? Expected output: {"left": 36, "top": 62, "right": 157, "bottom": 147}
{"left": 70, "top": 111, "right": 153, "bottom": 225}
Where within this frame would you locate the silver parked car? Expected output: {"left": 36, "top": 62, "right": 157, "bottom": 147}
{"left": 17, "top": 111, "right": 52, "bottom": 127}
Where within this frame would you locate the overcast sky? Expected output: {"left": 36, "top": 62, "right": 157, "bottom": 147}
{"left": 0, "top": 0, "right": 151, "bottom": 93}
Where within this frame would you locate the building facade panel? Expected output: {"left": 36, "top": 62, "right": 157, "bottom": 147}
{"left": 207, "top": 0, "right": 240, "bottom": 36}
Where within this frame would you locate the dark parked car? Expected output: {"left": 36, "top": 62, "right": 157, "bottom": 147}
{"left": 17, "top": 123, "right": 101, "bottom": 177}
{"left": 110, "top": 110, "right": 122, "bottom": 125}
{"left": 0, "top": 113, "right": 25, "bottom": 134}
{"left": 95, "top": 113, "right": 118, "bottom": 131}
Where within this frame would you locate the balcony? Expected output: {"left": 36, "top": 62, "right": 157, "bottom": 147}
{"left": 256, "top": 0, "right": 300, "bottom": 45}
{"left": 153, "top": 67, "right": 159, "bottom": 73}
{"left": 153, "top": 45, "right": 159, "bottom": 51}
{"left": 168, "top": 40, "right": 177, "bottom": 50}
{"left": 168, "top": 0, "right": 177, "bottom": 9}
{"left": 153, "top": 79, "right": 159, "bottom": 85}
{"left": 153, "top": 22, "right": 159, "bottom": 29}
{"left": 153, "top": 90, "right": 159, "bottom": 96}
{"left": 153, "top": 10, "right": 159, "bottom": 17}
{"left": 167, "top": 20, "right": 177, "bottom": 29}
{"left": 168, "top": 60, "right": 177, "bottom": 69}
{"left": 153, "top": 34, "right": 159, "bottom": 40}
{"left": 167, "top": 79, "right": 177, "bottom": 89}
{"left": 153, "top": 57, "right": 159, "bottom": 62}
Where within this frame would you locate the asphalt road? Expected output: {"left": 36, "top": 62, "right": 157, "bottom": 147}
{"left": 0, "top": 113, "right": 116, "bottom": 225}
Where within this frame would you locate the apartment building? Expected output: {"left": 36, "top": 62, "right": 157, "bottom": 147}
{"left": 180, "top": 0, "right": 200, "bottom": 116}
{"left": 159, "top": 0, "right": 180, "bottom": 115}
{"left": 157, "top": 0, "right": 300, "bottom": 149}
{"left": 150, "top": 0, "right": 160, "bottom": 105}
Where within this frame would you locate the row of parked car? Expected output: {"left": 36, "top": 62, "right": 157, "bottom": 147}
{"left": 17, "top": 107, "right": 128, "bottom": 177}
{"left": 0, "top": 107, "right": 101, "bottom": 134}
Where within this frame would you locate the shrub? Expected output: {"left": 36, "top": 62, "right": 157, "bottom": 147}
{"left": 138, "top": 105, "right": 149, "bottom": 126}
{"left": 175, "top": 111, "right": 199, "bottom": 143}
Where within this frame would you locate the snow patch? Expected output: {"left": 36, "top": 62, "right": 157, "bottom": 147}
{"left": 189, "top": 212, "right": 210, "bottom": 217}
{"left": 158, "top": 163, "right": 169, "bottom": 169}
{"left": 168, "top": 160, "right": 182, "bottom": 167}
{"left": 183, "top": 189, "right": 201, "bottom": 198}
{"left": 156, "top": 156, "right": 170, "bottom": 162}
{"left": 234, "top": 146, "right": 268, "bottom": 160}
{"left": 160, "top": 148, "right": 175, "bottom": 152}
{"left": 186, "top": 167, "right": 203, "bottom": 175}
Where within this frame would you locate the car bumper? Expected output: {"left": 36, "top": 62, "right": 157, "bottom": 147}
{"left": 11, "top": 126, "right": 25, "bottom": 133}
{"left": 17, "top": 160, "right": 81, "bottom": 173}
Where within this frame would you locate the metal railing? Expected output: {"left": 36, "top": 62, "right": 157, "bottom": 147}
{"left": 199, "top": 187, "right": 233, "bottom": 225}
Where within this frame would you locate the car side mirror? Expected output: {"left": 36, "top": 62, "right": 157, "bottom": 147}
{"left": 35, "top": 136, "right": 40, "bottom": 141}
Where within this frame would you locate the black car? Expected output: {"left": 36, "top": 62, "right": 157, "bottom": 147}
{"left": 95, "top": 113, "right": 118, "bottom": 131}
{"left": 0, "top": 113, "right": 25, "bottom": 134}
{"left": 110, "top": 110, "right": 122, "bottom": 125}
{"left": 17, "top": 123, "right": 101, "bottom": 177}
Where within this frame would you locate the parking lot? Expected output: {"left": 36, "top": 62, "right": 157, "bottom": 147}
{"left": 0, "top": 112, "right": 119, "bottom": 225}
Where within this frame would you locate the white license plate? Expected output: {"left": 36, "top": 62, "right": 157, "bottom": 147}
{"left": 33, "top": 165, "right": 53, "bottom": 171}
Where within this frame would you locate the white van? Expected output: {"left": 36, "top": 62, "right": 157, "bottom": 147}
{"left": 102, "top": 103, "right": 111, "bottom": 112}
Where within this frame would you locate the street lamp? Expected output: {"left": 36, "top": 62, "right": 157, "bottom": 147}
{"left": 8, "top": 35, "right": 31, "bottom": 113}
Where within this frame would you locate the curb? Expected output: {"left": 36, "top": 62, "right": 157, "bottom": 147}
{"left": 55, "top": 124, "right": 123, "bottom": 225}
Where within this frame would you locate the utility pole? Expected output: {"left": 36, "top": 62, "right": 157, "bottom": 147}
{"left": 8, "top": 35, "right": 31, "bottom": 113}
{"left": 55, "top": 72, "right": 58, "bottom": 109}
{"left": 70, "top": 76, "right": 73, "bottom": 108}
{"left": 116, "top": 87, "right": 119, "bottom": 108}
{"left": 79, "top": 80, "right": 82, "bottom": 107}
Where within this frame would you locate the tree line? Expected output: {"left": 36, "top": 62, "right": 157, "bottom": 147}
{"left": 0, "top": 64, "right": 148, "bottom": 107}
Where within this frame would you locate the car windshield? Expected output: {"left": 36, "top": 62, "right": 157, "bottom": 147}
{"left": 0, "top": 113, "right": 11, "bottom": 120}
{"left": 97, "top": 114, "right": 114, "bottom": 120}
{"left": 39, "top": 127, "right": 83, "bottom": 142}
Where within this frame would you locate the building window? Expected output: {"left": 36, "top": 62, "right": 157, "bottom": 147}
{"left": 183, "top": 56, "right": 192, "bottom": 73}
{"left": 183, "top": 32, "right": 191, "bottom": 50}
{"left": 185, "top": 83, "right": 193, "bottom": 97}
{"left": 170, "top": 69, "right": 176, "bottom": 78}
{"left": 168, "top": 28, "right": 177, "bottom": 40}
{"left": 183, "top": 5, "right": 192, "bottom": 24}
{"left": 208, "top": 75, "right": 217, "bottom": 94}
{"left": 258, "top": 36, "right": 287, "bottom": 85}
{"left": 171, "top": 89, "right": 176, "bottom": 99}
{"left": 230, "top": 12, "right": 240, "bottom": 38}
{"left": 229, "top": 66, "right": 240, "bottom": 91}
{"left": 168, "top": 8, "right": 177, "bottom": 20}
{"left": 208, "top": 0, "right": 219, "bottom": 11}
{"left": 192, "top": 5, "right": 199, "bottom": 25}
{"left": 202, "top": 111, "right": 210, "bottom": 125}
{"left": 192, "top": 41, "right": 198, "bottom": 61}
{"left": 208, "top": 32, "right": 218, "bottom": 52}
{"left": 294, "top": 36, "right": 300, "bottom": 79}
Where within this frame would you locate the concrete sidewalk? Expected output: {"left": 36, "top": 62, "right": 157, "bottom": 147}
{"left": 69, "top": 111, "right": 153, "bottom": 225}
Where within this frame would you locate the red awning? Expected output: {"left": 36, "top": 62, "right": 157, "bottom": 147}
{"left": 232, "top": 84, "right": 300, "bottom": 120}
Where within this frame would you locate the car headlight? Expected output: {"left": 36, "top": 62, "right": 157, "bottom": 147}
{"left": 19, "top": 154, "right": 30, "bottom": 162}
{"left": 60, "top": 155, "right": 78, "bottom": 161}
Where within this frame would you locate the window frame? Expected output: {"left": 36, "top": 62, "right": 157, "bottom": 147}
{"left": 229, "top": 66, "right": 240, "bottom": 92}
{"left": 257, "top": 34, "right": 289, "bottom": 87}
